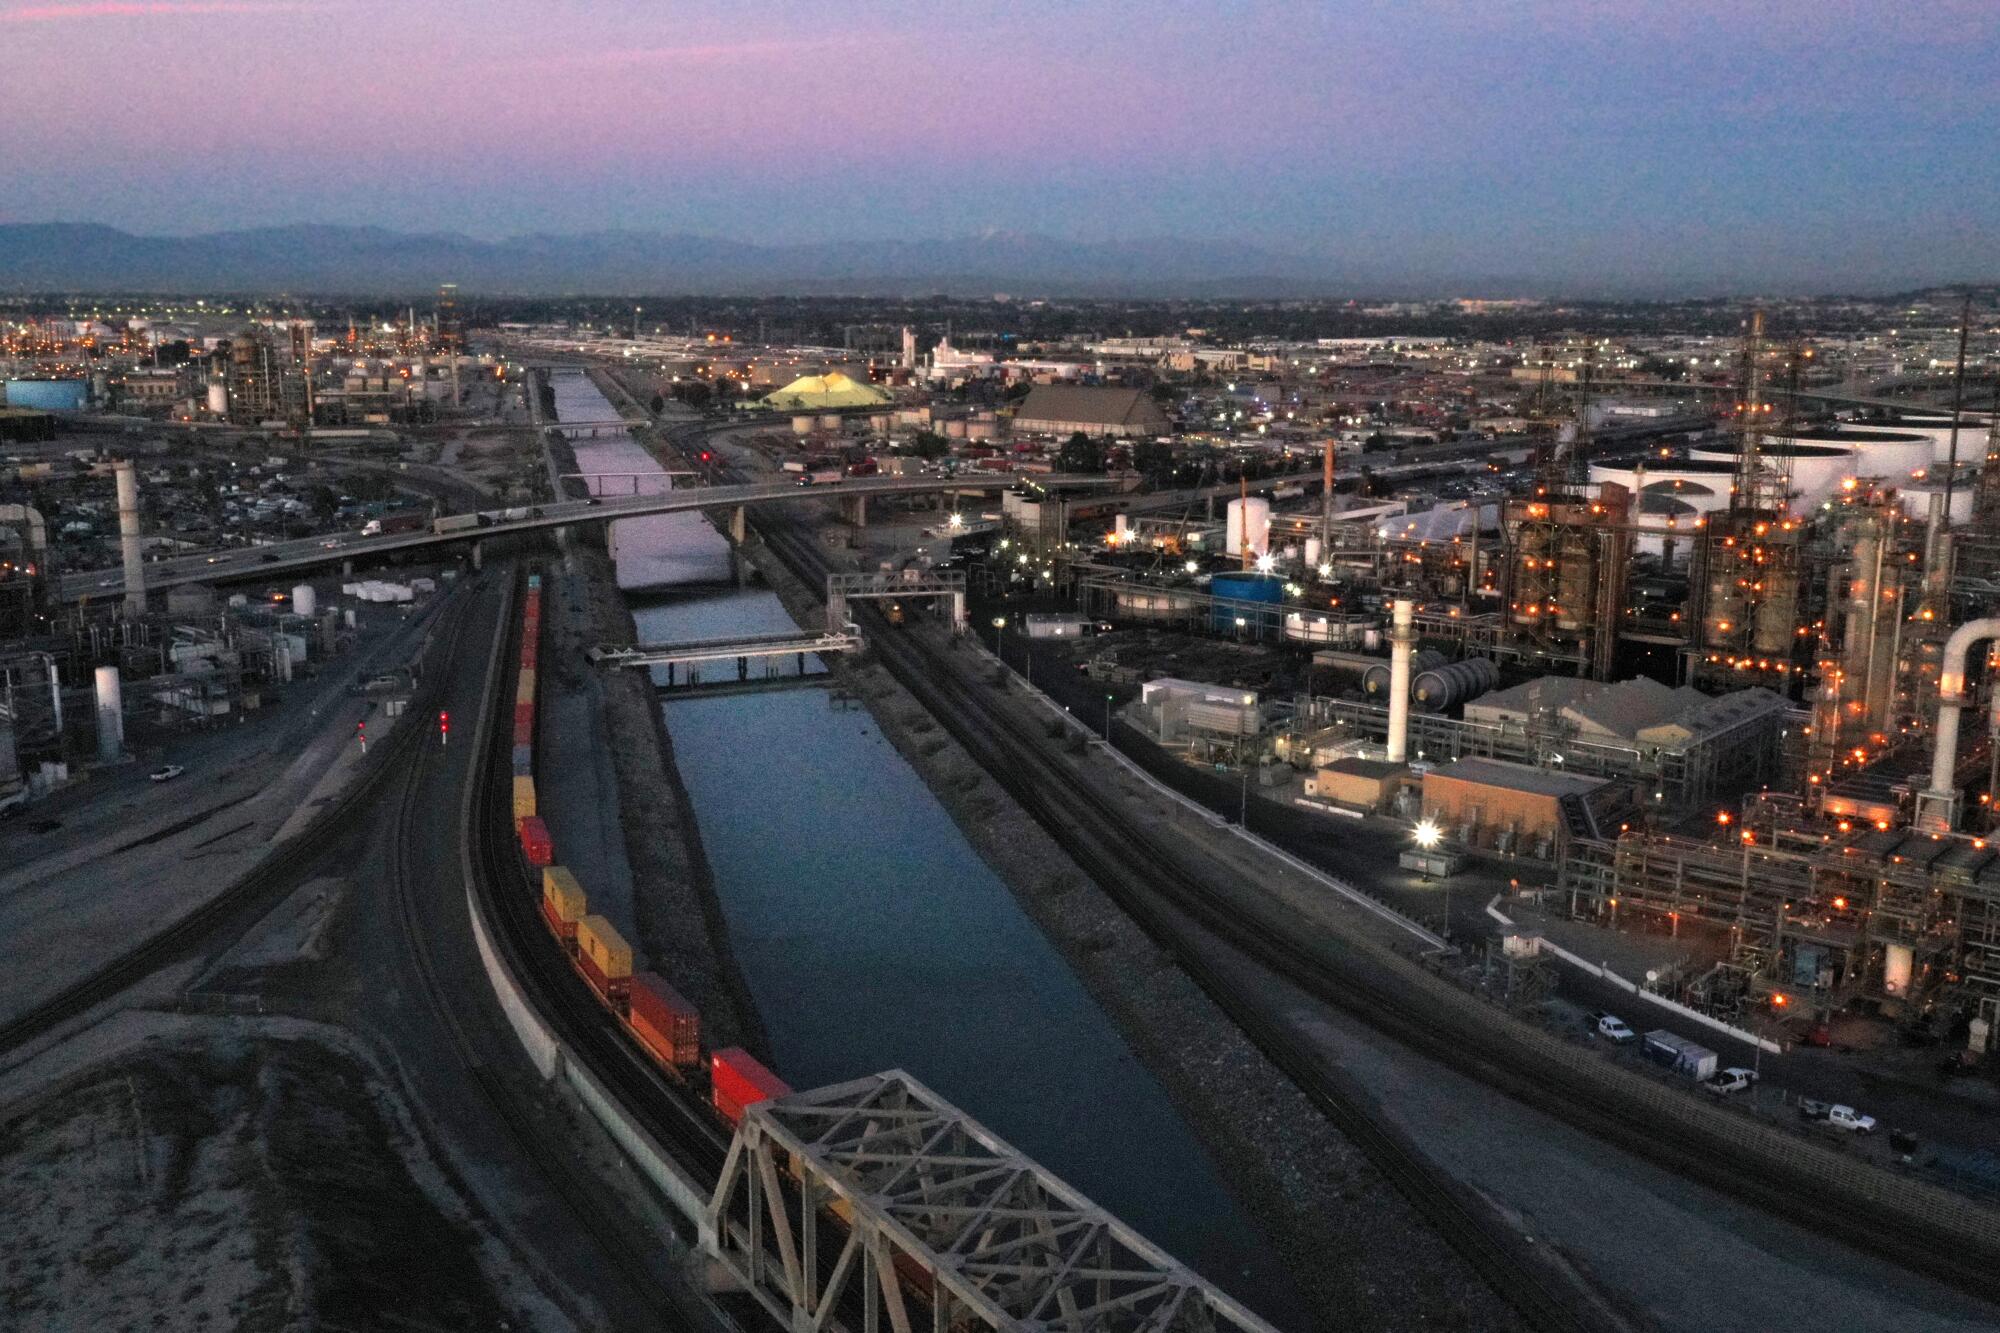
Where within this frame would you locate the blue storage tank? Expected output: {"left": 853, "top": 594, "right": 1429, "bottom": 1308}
{"left": 5, "top": 379, "right": 89, "bottom": 413}
{"left": 1209, "top": 571, "right": 1285, "bottom": 635}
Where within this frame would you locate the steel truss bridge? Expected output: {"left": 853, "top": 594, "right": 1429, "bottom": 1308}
{"left": 707, "top": 1070, "right": 1276, "bottom": 1333}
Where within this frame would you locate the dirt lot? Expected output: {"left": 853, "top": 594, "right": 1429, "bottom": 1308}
{"left": 0, "top": 1029, "right": 559, "bottom": 1332}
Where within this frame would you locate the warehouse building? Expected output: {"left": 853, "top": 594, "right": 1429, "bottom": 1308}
{"left": 1011, "top": 385, "right": 1169, "bottom": 439}
{"left": 1421, "top": 756, "right": 1624, "bottom": 858}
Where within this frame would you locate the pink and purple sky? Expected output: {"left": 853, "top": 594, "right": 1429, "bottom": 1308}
{"left": 4, "top": 0, "right": 1997, "bottom": 288}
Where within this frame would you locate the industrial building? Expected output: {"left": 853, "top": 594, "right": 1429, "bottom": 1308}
{"left": 1011, "top": 385, "right": 1170, "bottom": 438}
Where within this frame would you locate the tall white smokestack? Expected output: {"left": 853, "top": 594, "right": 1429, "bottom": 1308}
{"left": 94, "top": 665, "right": 123, "bottom": 763}
{"left": 115, "top": 460, "right": 145, "bottom": 614}
{"left": 1387, "top": 598, "right": 1415, "bottom": 764}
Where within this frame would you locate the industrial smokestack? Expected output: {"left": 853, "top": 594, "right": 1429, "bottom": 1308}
{"left": 115, "top": 460, "right": 145, "bottom": 614}
{"left": 93, "top": 665, "right": 123, "bottom": 764}
{"left": 1387, "top": 598, "right": 1415, "bottom": 764}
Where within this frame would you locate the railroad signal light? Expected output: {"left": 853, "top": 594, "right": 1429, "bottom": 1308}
{"left": 357, "top": 719, "right": 367, "bottom": 753}
{"left": 439, "top": 710, "right": 450, "bottom": 746}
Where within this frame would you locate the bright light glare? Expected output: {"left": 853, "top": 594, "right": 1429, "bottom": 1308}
{"left": 1255, "top": 553, "right": 1275, "bottom": 573}
{"left": 1413, "top": 818, "right": 1443, "bottom": 849}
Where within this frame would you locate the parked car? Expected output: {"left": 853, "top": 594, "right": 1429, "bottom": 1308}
{"left": 1594, "top": 1013, "right": 1637, "bottom": 1043}
{"left": 149, "top": 765, "right": 185, "bottom": 783}
{"left": 1826, "top": 1104, "right": 1877, "bottom": 1133}
{"left": 1704, "top": 1067, "right": 1759, "bottom": 1096}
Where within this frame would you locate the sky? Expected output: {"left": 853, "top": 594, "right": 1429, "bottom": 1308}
{"left": 3, "top": 0, "right": 1998, "bottom": 292}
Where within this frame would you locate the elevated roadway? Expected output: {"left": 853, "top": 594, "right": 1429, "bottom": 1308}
{"left": 59, "top": 473, "right": 1071, "bottom": 604}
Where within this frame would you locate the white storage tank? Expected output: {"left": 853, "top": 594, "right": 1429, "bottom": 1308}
{"left": 791, "top": 415, "right": 816, "bottom": 435}
{"left": 1769, "top": 427, "right": 1931, "bottom": 487}
{"left": 1225, "top": 496, "right": 1272, "bottom": 560}
{"left": 205, "top": 381, "right": 228, "bottom": 415}
{"left": 1689, "top": 441, "right": 1855, "bottom": 507}
{"left": 291, "top": 583, "right": 317, "bottom": 617}
{"left": 818, "top": 413, "right": 842, "bottom": 432}
{"left": 1590, "top": 460, "right": 1739, "bottom": 516}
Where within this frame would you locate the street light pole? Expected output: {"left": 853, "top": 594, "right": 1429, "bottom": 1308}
{"left": 1104, "top": 694, "right": 1113, "bottom": 743}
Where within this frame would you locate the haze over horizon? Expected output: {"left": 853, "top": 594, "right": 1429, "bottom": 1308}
{"left": 5, "top": 0, "right": 1999, "bottom": 294}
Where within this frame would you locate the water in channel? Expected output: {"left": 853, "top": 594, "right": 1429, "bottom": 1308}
{"left": 554, "top": 373, "right": 1305, "bottom": 1324}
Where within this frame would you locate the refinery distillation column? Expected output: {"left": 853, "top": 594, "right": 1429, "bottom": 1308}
{"left": 1387, "top": 598, "right": 1415, "bottom": 763}
{"left": 115, "top": 460, "right": 145, "bottom": 614}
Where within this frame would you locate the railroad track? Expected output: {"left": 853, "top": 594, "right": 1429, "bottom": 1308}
{"left": 464, "top": 570, "right": 731, "bottom": 1184}
{"left": 0, "top": 592, "right": 472, "bottom": 1061}
{"left": 389, "top": 574, "right": 730, "bottom": 1331}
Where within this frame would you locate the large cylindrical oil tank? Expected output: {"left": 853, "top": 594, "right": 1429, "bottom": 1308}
{"left": 1224, "top": 497, "right": 1272, "bottom": 561}
{"left": 818, "top": 413, "right": 842, "bottom": 432}
{"left": 1769, "top": 427, "right": 1931, "bottom": 487}
{"left": 1590, "top": 460, "right": 1739, "bottom": 515}
{"left": 1412, "top": 658, "right": 1500, "bottom": 712}
{"left": 205, "top": 381, "right": 229, "bottom": 415}
{"left": 1896, "top": 481, "right": 1975, "bottom": 525}
{"left": 1868, "top": 414, "right": 1995, "bottom": 465}
{"left": 790, "top": 415, "right": 815, "bottom": 435}
{"left": 1209, "top": 570, "right": 1285, "bottom": 632}
{"left": 292, "top": 583, "right": 317, "bottom": 617}
{"left": 1364, "top": 648, "right": 1445, "bottom": 697}
{"left": 1689, "top": 441, "right": 1855, "bottom": 506}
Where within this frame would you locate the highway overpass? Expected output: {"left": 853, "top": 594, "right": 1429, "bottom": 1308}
{"left": 60, "top": 472, "right": 1104, "bottom": 603}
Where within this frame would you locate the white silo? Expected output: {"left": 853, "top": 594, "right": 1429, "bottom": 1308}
{"left": 94, "top": 666, "right": 123, "bottom": 763}
{"left": 206, "top": 381, "right": 229, "bottom": 416}
{"left": 1225, "top": 496, "right": 1272, "bottom": 561}
{"left": 292, "top": 583, "right": 317, "bottom": 617}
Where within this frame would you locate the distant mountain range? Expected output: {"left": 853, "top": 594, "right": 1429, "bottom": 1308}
{"left": 0, "top": 223, "right": 1337, "bottom": 297}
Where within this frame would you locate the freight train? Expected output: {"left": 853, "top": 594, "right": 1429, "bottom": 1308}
{"left": 508, "top": 571, "right": 791, "bottom": 1127}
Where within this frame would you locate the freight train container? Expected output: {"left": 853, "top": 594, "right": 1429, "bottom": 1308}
{"left": 512, "top": 774, "right": 537, "bottom": 826}
{"left": 362, "top": 512, "right": 426, "bottom": 536}
{"left": 629, "top": 971, "right": 701, "bottom": 1068}
{"left": 513, "top": 701, "right": 535, "bottom": 745}
{"left": 527, "top": 573, "right": 541, "bottom": 590}
{"left": 542, "top": 866, "right": 586, "bottom": 944}
{"left": 518, "top": 816, "right": 553, "bottom": 867}
{"left": 511, "top": 744, "right": 533, "bottom": 777}
{"left": 515, "top": 668, "right": 536, "bottom": 706}
{"left": 711, "top": 1047, "right": 790, "bottom": 1125}
{"left": 576, "top": 914, "right": 633, "bottom": 1007}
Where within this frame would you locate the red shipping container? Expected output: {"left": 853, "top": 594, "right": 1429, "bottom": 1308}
{"left": 518, "top": 816, "right": 553, "bottom": 867}
{"left": 711, "top": 1048, "right": 788, "bottom": 1124}
{"left": 541, "top": 896, "right": 578, "bottom": 948}
{"left": 577, "top": 947, "right": 631, "bottom": 1010}
{"left": 630, "top": 972, "right": 700, "bottom": 1066}
{"left": 514, "top": 700, "right": 535, "bottom": 734}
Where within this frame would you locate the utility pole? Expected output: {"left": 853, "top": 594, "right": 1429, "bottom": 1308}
{"left": 1942, "top": 295, "right": 1972, "bottom": 521}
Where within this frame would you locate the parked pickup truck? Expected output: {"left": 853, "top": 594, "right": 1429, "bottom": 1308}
{"left": 1703, "top": 1067, "right": 1759, "bottom": 1096}
{"left": 1593, "top": 1012, "right": 1637, "bottom": 1044}
{"left": 1800, "top": 1100, "right": 1877, "bottom": 1133}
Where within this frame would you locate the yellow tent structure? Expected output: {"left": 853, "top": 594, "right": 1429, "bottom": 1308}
{"left": 759, "top": 372, "right": 890, "bottom": 411}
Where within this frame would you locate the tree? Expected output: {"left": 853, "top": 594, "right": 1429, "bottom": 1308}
{"left": 649, "top": 393, "right": 666, "bottom": 415}
{"left": 1059, "top": 431, "right": 1108, "bottom": 474}
{"left": 1132, "top": 439, "right": 1175, "bottom": 486}
{"left": 910, "top": 430, "right": 949, "bottom": 461}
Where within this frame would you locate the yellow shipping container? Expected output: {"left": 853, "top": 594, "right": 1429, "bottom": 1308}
{"left": 542, "top": 867, "right": 587, "bottom": 923}
{"left": 512, "top": 774, "right": 537, "bottom": 823}
{"left": 577, "top": 914, "right": 633, "bottom": 980}
{"left": 515, "top": 667, "right": 536, "bottom": 705}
